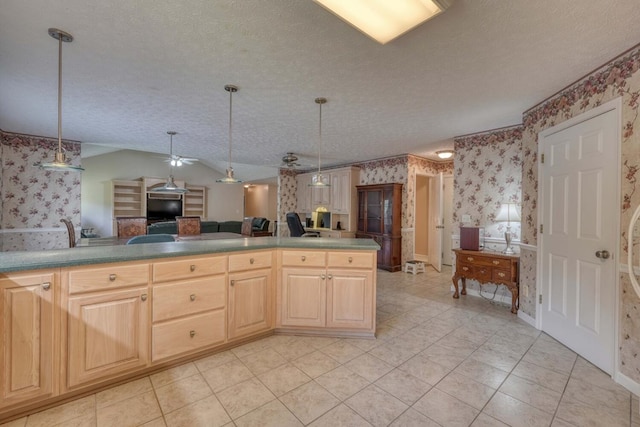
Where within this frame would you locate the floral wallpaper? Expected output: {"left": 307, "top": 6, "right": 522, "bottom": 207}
{"left": 520, "top": 45, "right": 640, "bottom": 383}
{"left": 277, "top": 168, "right": 297, "bottom": 237}
{"left": 0, "top": 130, "right": 82, "bottom": 251}
{"left": 453, "top": 126, "right": 523, "bottom": 241}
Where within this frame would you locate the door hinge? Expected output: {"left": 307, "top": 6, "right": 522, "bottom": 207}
{"left": 539, "top": 294, "right": 542, "bottom": 304}
{"left": 539, "top": 224, "right": 543, "bottom": 234}
{"left": 541, "top": 153, "right": 545, "bottom": 164}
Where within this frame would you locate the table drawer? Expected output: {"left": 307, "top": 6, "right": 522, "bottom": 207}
{"left": 492, "top": 269, "right": 513, "bottom": 284}
{"left": 228, "top": 251, "right": 273, "bottom": 272}
{"left": 327, "top": 252, "right": 374, "bottom": 269}
{"left": 68, "top": 263, "right": 149, "bottom": 294}
{"left": 152, "top": 310, "right": 226, "bottom": 361}
{"left": 152, "top": 256, "right": 226, "bottom": 283}
{"left": 281, "top": 250, "right": 326, "bottom": 267}
{"left": 153, "top": 276, "right": 226, "bottom": 322}
{"left": 457, "top": 263, "right": 474, "bottom": 275}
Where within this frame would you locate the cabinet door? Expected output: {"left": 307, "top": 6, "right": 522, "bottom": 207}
{"left": 311, "top": 184, "right": 331, "bottom": 208}
{"left": 67, "top": 287, "right": 149, "bottom": 388}
{"left": 0, "top": 273, "right": 56, "bottom": 408}
{"left": 330, "top": 170, "right": 351, "bottom": 214}
{"left": 296, "top": 174, "right": 312, "bottom": 212}
{"left": 280, "top": 268, "right": 326, "bottom": 327}
{"left": 228, "top": 269, "right": 272, "bottom": 340}
{"left": 326, "top": 269, "right": 373, "bottom": 330}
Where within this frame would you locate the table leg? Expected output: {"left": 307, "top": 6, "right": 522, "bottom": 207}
{"left": 461, "top": 277, "right": 467, "bottom": 295}
{"left": 510, "top": 285, "right": 519, "bottom": 314}
{"left": 452, "top": 275, "right": 460, "bottom": 299}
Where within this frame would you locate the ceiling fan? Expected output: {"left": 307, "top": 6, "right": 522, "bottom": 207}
{"left": 279, "top": 152, "right": 314, "bottom": 169}
{"left": 163, "top": 154, "right": 198, "bottom": 167}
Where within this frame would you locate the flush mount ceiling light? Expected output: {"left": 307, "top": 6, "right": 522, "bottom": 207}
{"left": 309, "top": 97, "right": 330, "bottom": 188}
{"left": 313, "top": 0, "right": 453, "bottom": 45}
{"left": 155, "top": 131, "right": 188, "bottom": 194}
{"left": 35, "top": 28, "right": 84, "bottom": 172}
{"left": 436, "top": 150, "right": 454, "bottom": 159}
{"left": 216, "top": 84, "right": 242, "bottom": 184}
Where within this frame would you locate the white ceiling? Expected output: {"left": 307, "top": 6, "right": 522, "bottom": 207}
{"left": 1, "top": 1, "right": 639, "bottom": 181}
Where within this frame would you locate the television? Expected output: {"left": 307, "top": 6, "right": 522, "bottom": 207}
{"left": 146, "top": 197, "right": 183, "bottom": 221}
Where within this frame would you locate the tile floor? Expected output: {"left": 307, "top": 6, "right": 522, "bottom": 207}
{"left": 2, "top": 267, "right": 639, "bottom": 427}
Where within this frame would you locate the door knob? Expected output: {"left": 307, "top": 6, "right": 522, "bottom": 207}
{"left": 595, "top": 250, "right": 610, "bottom": 259}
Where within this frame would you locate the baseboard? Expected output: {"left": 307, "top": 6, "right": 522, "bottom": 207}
{"left": 615, "top": 370, "right": 640, "bottom": 396}
{"left": 517, "top": 310, "right": 537, "bottom": 328}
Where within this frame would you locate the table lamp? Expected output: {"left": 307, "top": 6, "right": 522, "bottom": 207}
{"left": 496, "top": 203, "right": 521, "bottom": 254}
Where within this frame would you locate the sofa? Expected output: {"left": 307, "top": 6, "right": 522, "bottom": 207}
{"left": 147, "top": 219, "right": 260, "bottom": 235}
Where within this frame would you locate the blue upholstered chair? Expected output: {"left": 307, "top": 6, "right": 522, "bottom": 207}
{"left": 126, "top": 234, "right": 175, "bottom": 245}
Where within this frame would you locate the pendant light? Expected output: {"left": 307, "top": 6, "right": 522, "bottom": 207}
{"left": 309, "top": 97, "right": 330, "bottom": 187}
{"left": 155, "top": 131, "right": 188, "bottom": 194}
{"left": 216, "top": 84, "right": 242, "bottom": 183}
{"left": 35, "top": 28, "right": 84, "bottom": 172}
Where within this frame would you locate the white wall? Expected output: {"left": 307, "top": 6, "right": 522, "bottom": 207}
{"left": 81, "top": 149, "right": 245, "bottom": 236}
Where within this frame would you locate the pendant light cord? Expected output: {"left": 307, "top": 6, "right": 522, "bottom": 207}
{"left": 228, "top": 87, "right": 233, "bottom": 168}
{"left": 57, "top": 34, "right": 63, "bottom": 154}
{"left": 318, "top": 100, "right": 322, "bottom": 176}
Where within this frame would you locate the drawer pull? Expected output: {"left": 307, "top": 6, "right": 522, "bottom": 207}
{"left": 466, "top": 257, "right": 474, "bottom": 262}
{"left": 250, "top": 258, "right": 255, "bottom": 264}
{"left": 190, "top": 330, "right": 196, "bottom": 338}
{"left": 462, "top": 266, "right": 469, "bottom": 271}
{"left": 141, "top": 294, "right": 148, "bottom": 302}
{"left": 190, "top": 294, "right": 196, "bottom": 301}
{"left": 492, "top": 260, "right": 500, "bottom": 265}
{"left": 301, "top": 256, "right": 306, "bottom": 262}
{"left": 109, "top": 274, "right": 117, "bottom": 281}
{"left": 190, "top": 265, "right": 196, "bottom": 272}
{"left": 42, "top": 282, "right": 51, "bottom": 291}
{"left": 497, "top": 272, "right": 506, "bottom": 278}
{"left": 348, "top": 257, "right": 353, "bottom": 263}
{"left": 230, "top": 280, "right": 235, "bottom": 286}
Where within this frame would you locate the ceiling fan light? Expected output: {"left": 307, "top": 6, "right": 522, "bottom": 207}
{"left": 436, "top": 150, "right": 454, "bottom": 159}
{"left": 313, "top": 0, "right": 452, "bottom": 44}
{"left": 176, "top": 159, "right": 182, "bottom": 167}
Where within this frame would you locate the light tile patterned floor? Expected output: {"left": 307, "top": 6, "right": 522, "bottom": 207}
{"left": 3, "top": 267, "right": 638, "bottom": 426}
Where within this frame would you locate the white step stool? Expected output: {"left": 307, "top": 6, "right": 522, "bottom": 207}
{"left": 404, "top": 260, "right": 426, "bottom": 275}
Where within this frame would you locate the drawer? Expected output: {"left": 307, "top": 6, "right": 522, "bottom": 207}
{"left": 228, "top": 251, "right": 273, "bottom": 272}
{"left": 492, "top": 269, "right": 513, "bottom": 284}
{"left": 153, "top": 276, "right": 226, "bottom": 322}
{"left": 152, "top": 310, "right": 226, "bottom": 361}
{"left": 281, "top": 250, "right": 326, "bottom": 267}
{"left": 475, "top": 266, "right": 492, "bottom": 281}
{"left": 327, "top": 252, "right": 374, "bottom": 269}
{"left": 68, "top": 263, "right": 149, "bottom": 294}
{"left": 457, "top": 263, "right": 474, "bottom": 275}
{"left": 152, "top": 256, "right": 226, "bottom": 283}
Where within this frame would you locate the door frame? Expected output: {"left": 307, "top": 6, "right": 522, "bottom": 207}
{"left": 536, "top": 96, "right": 622, "bottom": 375}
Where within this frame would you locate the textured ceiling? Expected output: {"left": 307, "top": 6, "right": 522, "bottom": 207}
{"left": 1, "top": 0, "right": 639, "bottom": 181}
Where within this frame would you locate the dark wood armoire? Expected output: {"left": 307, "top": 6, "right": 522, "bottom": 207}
{"left": 356, "top": 183, "right": 402, "bottom": 272}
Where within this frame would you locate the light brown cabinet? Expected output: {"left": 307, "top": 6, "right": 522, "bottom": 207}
{"left": 64, "top": 262, "right": 150, "bottom": 389}
{"left": 228, "top": 251, "right": 274, "bottom": 340}
{"left": 278, "top": 249, "right": 375, "bottom": 336}
{"left": 0, "top": 271, "right": 58, "bottom": 410}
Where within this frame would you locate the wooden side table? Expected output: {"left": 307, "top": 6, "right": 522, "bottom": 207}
{"left": 452, "top": 249, "right": 520, "bottom": 314}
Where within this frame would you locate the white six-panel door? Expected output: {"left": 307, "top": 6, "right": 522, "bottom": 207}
{"left": 540, "top": 106, "right": 618, "bottom": 374}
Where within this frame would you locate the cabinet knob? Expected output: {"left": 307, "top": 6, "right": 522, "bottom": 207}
{"left": 301, "top": 256, "right": 306, "bottom": 262}
{"left": 190, "top": 330, "right": 196, "bottom": 338}
{"left": 141, "top": 294, "right": 148, "bottom": 301}
{"left": 250, "top": 258, "right": 255, "bottom": 264}
{"left": 327, "top": 274, "right": 333, "bottom": 280}
{"left": 109, "top": 274, "right": 117, "bottom": 281}
{"left": 190, "top": 294, "right": 196, "bottom": 301}
{"left": 42, "top": 282, "right": 51, "bottom": 291}
{"left": 348, "top": 257, "right": 353, "bottom": 263}
{"left": 320, "top": 274, "right": 326, "bottom": 280}
{"left": 190, "top": 265, "right": 196, "bottom": 272}
{"left": 230, "top": 280, "right": 235, "bottom": 286}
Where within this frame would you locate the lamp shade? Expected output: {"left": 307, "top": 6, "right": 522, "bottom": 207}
{"left": 496, "top": 203, "right": 521, "bottom": 223}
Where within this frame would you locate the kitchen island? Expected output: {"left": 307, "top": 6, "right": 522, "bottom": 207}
{"left": 0, "top": 237, "right": 378, "bottom": 422}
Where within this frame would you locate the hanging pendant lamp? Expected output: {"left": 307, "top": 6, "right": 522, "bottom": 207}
{"left": 309, "top": 97, "right": 330, "bottom": 187}
{"left": 155, "top": 131, "right": 188, "bottom": 193}
{"left": 216, "top": 84, "right": 242, "bottom": 183}
{"left": 35, "top": 28, "right": 84, "bottom": 172}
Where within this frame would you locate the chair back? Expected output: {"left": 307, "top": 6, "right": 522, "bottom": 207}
{"left": 286, "top": 212, "right": 306, "bottom": 237}
{"left": 116, "top": 217, "right": 147, "bottom": 238}
{"left": 126, "top": 234, "right": 175, "bottom": 245}
{"left": 60, "top": 218, "right": 76, "bottom": 248}
{"left": 241, "top": 217, "right": 254, "bottom": 236}
{"left": 176, "top": 216, "right": 201, "bottom": 236}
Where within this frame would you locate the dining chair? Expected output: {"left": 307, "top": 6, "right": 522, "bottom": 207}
{"left": 176, "top": 216, "right": 201, "bottom": 236}
{"left": 116, "top": 217, "right": 147, "bottom": 238}
{"left": 241, "top": 217, "right": 254, "bottom": 237}
{"left": 60, "top": 218, "right": 76, "bottom": 248}
{"left": 126, "top": 234, "right": 175, "bottom": 245}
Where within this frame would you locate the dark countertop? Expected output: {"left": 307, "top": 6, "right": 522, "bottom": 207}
{"left": 0, "top": 237, "right": 380, "bottom": 273}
